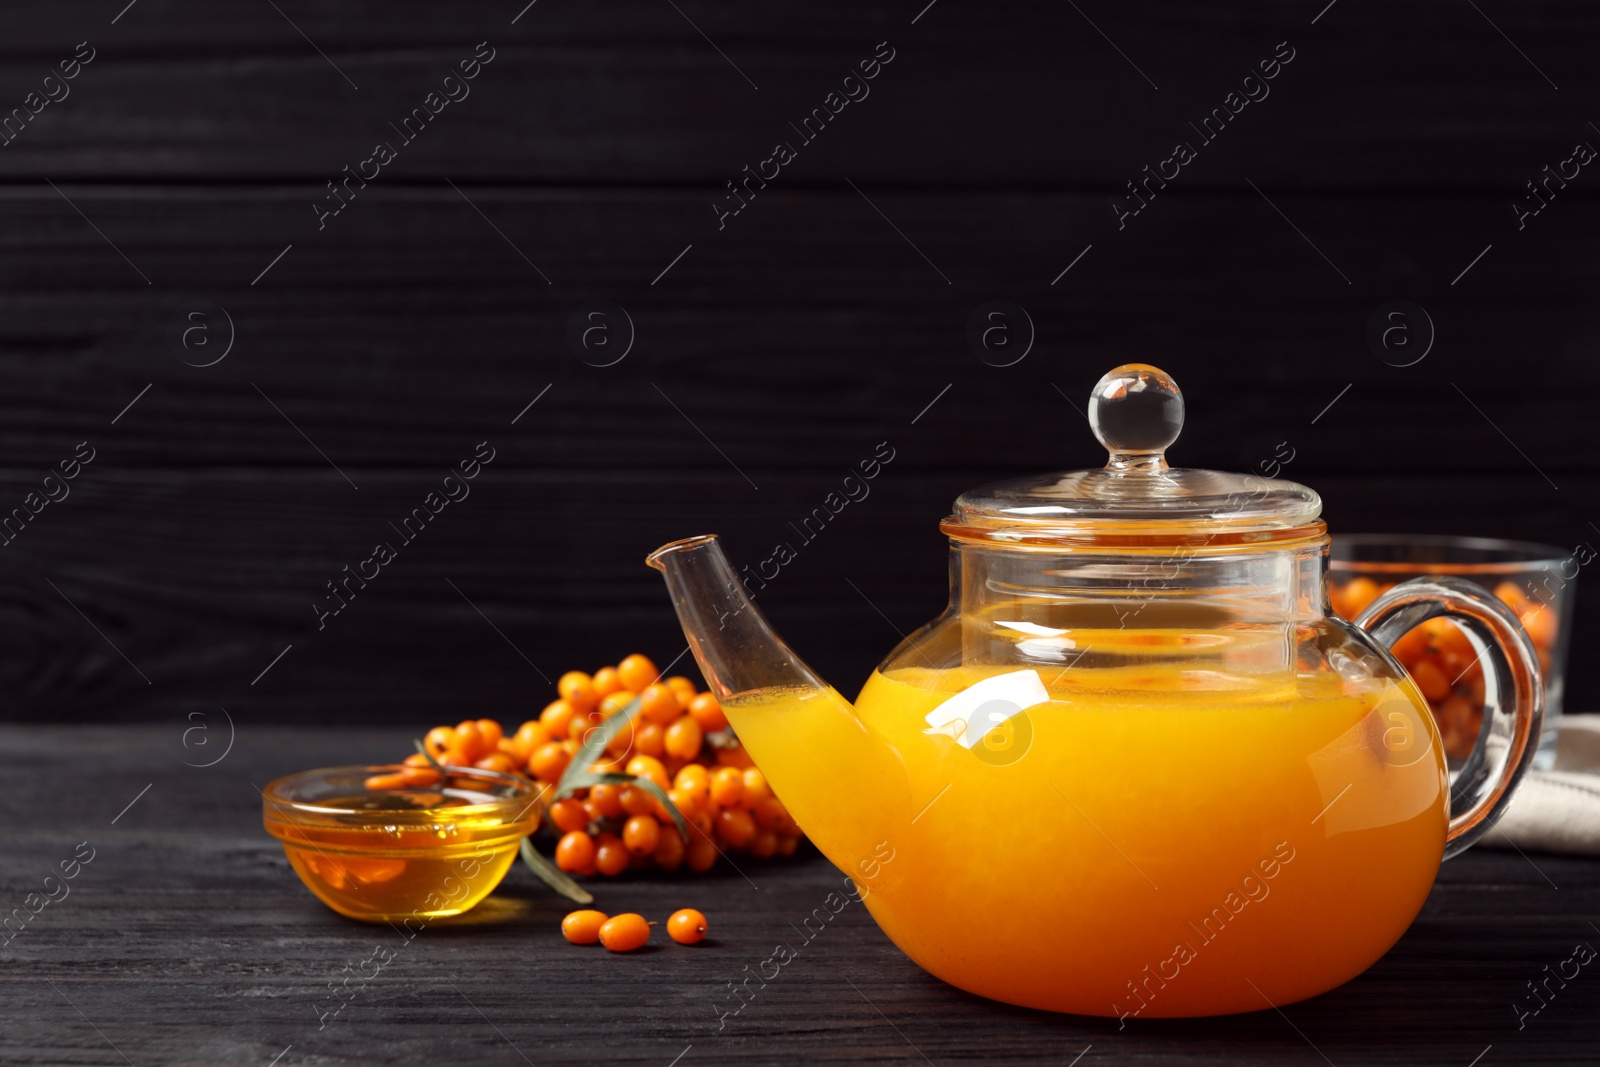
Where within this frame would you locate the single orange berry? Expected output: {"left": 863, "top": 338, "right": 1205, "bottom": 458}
{"left": 561, "top": 909, "right": 608, "bottom": 944}
{"left": 741, "top": 767, "right": 772, "bottom": 807}
{"left": 654, "top": 828, "right": 686, "bottom": 870}
{"left": 424, "top": 726, "right": 456, "bottom": 759}
{"left": 710, "top": 765, "right": 744, "bottom": 808}
{"left": 452, "top": 720, "right": 485, "bottom": 762}
{"left": 664, "top": 716, "right": 703, "bottom": 761}
{"left": 688, "top": 692, "right": 728, "bottom": 732}
{"left": 626, "top": 755, "right": 670, "bottom": 791}
{"left": 595, "top": 834, "right": 630, "bottom": 877}
{"left": 674, "top": 763, "right": 710, "bottom": 799}
{"left": 528, "top": 741, "right": 571, "bottom": 783}
{"left": 589, "top": 783, "right": 626, "bottom": 818}
{"left": 715, "top": 807, "right": 757, "bottom": 848}
{"left": 748, "top": 829, "right": 778, "bottom": 858}
{"left": 473, "top": 752, "right": 518, "bottom": 775}
{"left": 665, "top": 676, "right": 698, "bottom": 704}
{"left": 623, "top": 814, "right": 662, "bottom": 855}
{"left": 617, "top": 654, "right": 659, "bottom": 694}
{"left": 539, "top": 699, "right": 576, "bottom": 737}
{"left": 554, "top": 831, "right": 596, "bottom": 874}
{"left": 475, "top": 719, "right": 504, "bottom": 751}
{"left": 638, "top": 684, "right": 681, "bottom": 726}
{"left": 775, "top": 833, "right": 800, "bottom": 857}
{"left": 592, "top": 665, "right": 625, "bottom": 696}
{"left": 619, "top": 785, "right": 657, "bottom": 817}
{"left": 668, "top": 786, "right": 701, "bottom": 819}
{"left": 685, "top": 836, "right": 718, "bottom": 872}
{"left": 558, "top": 671, "right": 599, "bottom": 711}
{"left": 634, "top": 721, "right": 666, "bottom": 758}
{"left": 667, "top": 908, "right": 708, "bottom": 945}
{"left": 548, "top": 797, "right": 590, "bottom": 834}
{"left": 598, "top": 912, "right": 651, "bottom": 952}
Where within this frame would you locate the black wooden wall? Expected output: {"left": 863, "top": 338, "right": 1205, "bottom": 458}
{"left": 1, "top": 0, "right": 1596, "bottom": 724}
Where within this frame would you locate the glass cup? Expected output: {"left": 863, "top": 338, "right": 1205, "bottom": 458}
{"left": 1329, "top": 535, "right": 1576, "bottom": 769}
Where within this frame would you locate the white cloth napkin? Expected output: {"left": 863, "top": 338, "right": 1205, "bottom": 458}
{"left": 1481, "top": 715, "right": 1600, "bottom": 856}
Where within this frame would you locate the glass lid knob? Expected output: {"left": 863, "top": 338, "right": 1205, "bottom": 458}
{"left": 1088, "top": 363, "right": 1184, "bottom": 473}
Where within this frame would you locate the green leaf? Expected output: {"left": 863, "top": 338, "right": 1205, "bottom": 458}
{"left": 519, "top": 837, "right": 594, "bottom": 905}
{"left": 553, "top": 696, "right": 643, "bottom": 797}
{"left": 624, "top": 776, "right": 690, "bottom": 844}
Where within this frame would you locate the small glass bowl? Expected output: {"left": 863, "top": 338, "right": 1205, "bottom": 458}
{"left": 262, "top": 765, "right": 543, "bottom": 923}
{"left": 1329, "top": 535, "right": 1575, "bottom": 769}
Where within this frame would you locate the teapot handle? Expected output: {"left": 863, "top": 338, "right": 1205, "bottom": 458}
{"left": 1353, "top": 576, "right": 1543, "bottom": 860}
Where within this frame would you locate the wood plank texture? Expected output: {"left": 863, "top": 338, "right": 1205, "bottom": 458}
{"left": 0, "top": 726, "right": 1596, "bottom": 1066}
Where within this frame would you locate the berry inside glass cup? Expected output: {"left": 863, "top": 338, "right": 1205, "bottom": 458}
{"left": 1330, "top": 535, "right": 1574, "bottom": 768}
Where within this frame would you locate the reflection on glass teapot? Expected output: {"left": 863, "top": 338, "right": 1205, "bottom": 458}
{"left": 649, "top": 364, "right": 1542, "bottom": 1018}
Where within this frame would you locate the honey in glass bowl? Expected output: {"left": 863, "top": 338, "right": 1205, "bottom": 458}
{"left": 262, "top": 766, "right": 543, "bottom": 922}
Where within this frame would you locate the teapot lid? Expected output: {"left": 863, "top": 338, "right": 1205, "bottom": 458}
{"left": 945, "top": 364, "right": 1322, "bottom": 546}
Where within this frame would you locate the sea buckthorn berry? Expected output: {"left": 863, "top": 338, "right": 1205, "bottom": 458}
{"left": 715, "top": 745, "right": 754, "bottom": 770}
{"left": 664, "top": 716, "right": 703, "bottom": 761}
{"left": 598, "top": 913, "right": 651, "bottom": 952}
{"left": 569, "top": 711, "right": 598, "bottom": 743}
{"left": 1494, "top": 581, "right": 1531, "bottom": 613}
{"left": 595, "top": 834, "right": 630, "bottom": 876}
{"left": 403, "top": 752, "right": 434, "bottom": 768}
{"left": 668, "top": 787, "right": 701, "bottom": 819}
{"left": 688, "top": 692, "right": 729, "bottom": 732}
{"left": 639, "top": 684, "right": 682, "bottom": 726}
{"left": 1388, "top": 625, "right": 1430, "bottom": 668}
{"left": 592, "top": 666, "right": 625, "bottom": 696}
{"left": 653, "top": 828, "right": 686, "bottom": 871}
{"left": 665, "top": 676, "right": 698, "bottom": 704}
{"left": 749, "top": 830, "right": 778, "bottom": 859}
{"left": 474, "top": 752, "right": 518, "bottom": 775}
{"left": 1521, "top": 605, "right": 1558, "bottom": 650}
{"left": 451, "top": 720, "right": 484, "bottom": 762}
{"left": 508, "top": 720, "right": 548, "bottom": 762}
{"left": 667, "top": 908, "right": 707, "bottom": 945}
{"left": 561, "top": 910, "right": 608, "bottom": 944}
{"left": 548, "top": 798, "right": 591, "bottom": 834}
{"left": 741, "top": 768, "right": 772, "bottom": 806}
{"left": 754, "top": 797, "right": 795, "bottom": 834}
{"left": 674, "top": 763, "right": 710, "bottom": 799}
{"left": 599, "top": 691, "right": 637, "bottom": 720}
{"left": 604, "top": 718, "right": 635, "bottom": 758}
{"left": 364, "top": 771, "right": 410, "bottom": 791}
{"left": 540, "top": 699, "right": 576, "bottom": 737}
{"left": 617, "top": 654, "right": 659, "bottom": 694}
{"left": 686, "top": 837, "right": 718, "bottom": 872}
{"left": 619, "top": 785, "right": 657, "bottom": 817}
{"left": 528, "top": 742, "right": 571, "bottom": 783}
{"left": 555, "top": 831, "right": 596, "bottom": 874}
{"left": 475, "top": 719, "right": 504, "bottom": 751}
{"left": 1409, "top": 657, "right": 1452, "bottom": 702}
{"left": 775, "top": 833, "right": 800, "bottom": 857}
{"left": 1340, "top": 577, "right": 1381, "bottom": 618}
{"left": 424, "top": 726, "right": 456, "bottom": 759}
{"left": 626, "top": 755, "right": 670, "bottom": 791}
{"left": 558, "top": 671, "right": 599, "bottom": 711}
{"left": 710, "top": 766, "right": 744, "bottom": 808}
{"left": 635, "top": 721, "right": 666, "bottom": 758}
{"left": 589, "top": 783, "right": 626, "bottom": 819}
{"left": 623, "top": 814, "right": 662, "bottom": 855}
{"left": 715, "top": 808, "right": 757, "bottom": 848}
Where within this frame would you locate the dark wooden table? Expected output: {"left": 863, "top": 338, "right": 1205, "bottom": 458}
{"left": 2, "top": 725, "right": 1596, "bottom": 1066}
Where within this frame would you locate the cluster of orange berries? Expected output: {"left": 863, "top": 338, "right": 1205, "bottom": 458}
{"left": 562, "top": 907, "right": 707, "bottom": 951}
{"left": 1331, "top": 577, "right": 1560, "bottom": 757}
{"left": 372, "top": 654, "right": 804, "bottom": 875}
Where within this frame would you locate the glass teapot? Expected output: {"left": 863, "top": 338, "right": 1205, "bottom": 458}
{"left": 648, "top": 364, "right": 1542, "bottom": 1019}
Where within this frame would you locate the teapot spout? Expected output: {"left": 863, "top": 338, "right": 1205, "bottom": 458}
{"left": 647, "top": 535, "right": 910, "bottom": 876}
{"left": 646, "top": 534, "right": 829, "bottom": 701}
